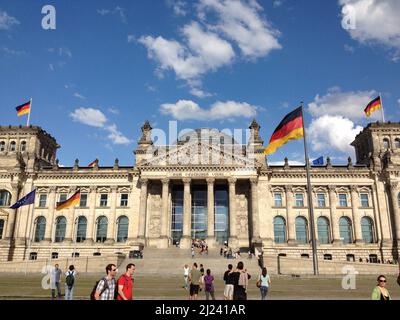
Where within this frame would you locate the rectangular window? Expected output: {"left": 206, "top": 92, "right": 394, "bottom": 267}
{"left": 295, "top": 193, "right": 304, "bottom": 207}
{"left": 39, "top": 194, "right": 47, "bottom": 208}
{"left": 120, "top": 194, "right": 128, "bottom": 207}
{"left": 100, "top": 194, "right": 108, "bottom": 207}
{"left": 360, "top": 193, "right": 369, "bottom": 208}
{"left": 59, "top": 194, "right": 67, "bottom": 203}
{"left": 274, "top": 193, "right": 283, "bottom": 207}
{"left": 339, "top": 194, "right": 348, "bottom": 207}
{"left": 317, "top": 194, "right": 326, "bottom": 207}
{"left": 80, "top": 194, "right": 88, "bottom": 207}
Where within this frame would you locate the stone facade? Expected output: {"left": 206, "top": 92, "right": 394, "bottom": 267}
{"left": 0, "top": 121, "right": 400, "bottom": 264}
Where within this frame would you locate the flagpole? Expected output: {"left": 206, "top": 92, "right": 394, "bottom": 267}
{"left": 26, "top": 98, "right": 32, "bottom": 127}
{"left": 24, "top": 202, "right": 35, "bottom": 276}
{"left": 300, "top": 102, "right": 319, "bottom": 275}
{"left": 379, "top": 93, "right": 385, "bottom": 123}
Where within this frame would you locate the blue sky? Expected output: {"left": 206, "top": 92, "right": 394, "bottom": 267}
{"left": 1, "top": 0, "right": 399, "bottom": 166}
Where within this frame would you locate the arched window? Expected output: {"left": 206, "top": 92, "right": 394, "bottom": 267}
{"left": 0, "top": 190, "right": 11, "bottom": 207}
{"left": 54, "top": 216, "right": 67, "bottom": 243}
{"left": 339, "top": 217, "right": 353, "bottom": 244}
{"left": 76, "top": 216, "right": 87, "bottom": 243}
{"left": 20, "top": 141, "right": 27, "bottom": 152}
{"left": 0, "top": 219, "right": 4, "bottom": 239}
{"left": 361, "top": 216, "right": 374, "bottom": 244}
{"left": 117, "top": 216, "right": 129, "bottom": 242}
{"left": 273, "top": 216, "right": 286, "bottom": 243}
{"left": 0, "top": 141, "right": 5, "bottom": 152}
{"left": 395, "top": 139, "right": 400, "bottom": 149}
{"left": 383, "top": 138, "right": 390, "bottom": 150}
{"left": 295, "top": 216, "right": 308, "bottom": 244}
{"left": 34, "top": 217, "right": 46, "bottom": 242}
{"left": 96, "top": 216, "right": 108, "bottom": 243}
{"left": 9, "top": 141, "right": 16, "bottom": 152}
{"left": 317, "top": 217, "right": 330, "bottom": 244}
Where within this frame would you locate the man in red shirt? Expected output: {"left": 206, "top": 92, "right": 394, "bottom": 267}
{"left": 117, "top": 263, "right": 135, "bottom": 300}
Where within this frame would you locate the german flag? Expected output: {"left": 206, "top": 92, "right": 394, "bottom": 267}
{"left": 364, "top": 96, "right": 382, "bottom": 117}
{"left": 16, "top": 101, "right": 31, "bottom": 117}
{"left": 264, "top": 106, "right": 304, "bottom": 156}
{"left": 56, "top": 190, "right": 80, "bottom": 211}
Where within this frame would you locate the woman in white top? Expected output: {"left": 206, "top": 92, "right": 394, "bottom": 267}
{"left": 258, "top": 267, "right": 271, "bottom": 300}
{"left": 183, "top": 264, "right": 190, "bottom": 290}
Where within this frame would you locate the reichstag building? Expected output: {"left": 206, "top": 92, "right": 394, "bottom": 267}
{"left": 0, "top": 120, "right": 399, "bottom": 263}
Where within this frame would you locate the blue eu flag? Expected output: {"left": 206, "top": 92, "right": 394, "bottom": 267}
{"left": 10, "top": 189, "right": 36, "bottom": 209}
{"left": 312, "top": 156, "right": 324, "bottom": 165}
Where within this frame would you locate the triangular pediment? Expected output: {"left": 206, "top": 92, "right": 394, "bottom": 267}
{"left": 141, "top": 140, "right": 260, "bottom": 168}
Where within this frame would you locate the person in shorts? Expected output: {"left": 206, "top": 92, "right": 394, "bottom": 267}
{"left": 223, "top": 264, "right": 234, "bottom": 300}
{"left": 188, "top": 263, "right": 202, "bottom": 300}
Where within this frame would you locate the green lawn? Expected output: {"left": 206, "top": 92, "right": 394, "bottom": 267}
{"left": 0, "top": 273, "right": 397, "bottom": 300}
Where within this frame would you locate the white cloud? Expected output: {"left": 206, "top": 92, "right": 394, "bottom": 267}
{"left": 97, "top": 6, "right": 127, "bottom": 23}
{"left": 166, "top": 0, "right": 187, "bottom": 16}
{"left": 2, "top": 47, "right": 25, "bottom": 56}
{"left": 70, "top": 108, "right": 108, "bottom": 128}
{"left": 70, "top": 107, "right": 131, "bottom": 145}
{"left": 308, "top": 87, "right": 378, "bottom": 120}
{"left": 108, "top": 107, "right": 120, "bottom": 115}
{"left": 139, "top": 22, "right": 234, "bottom": 81}
{"left": 398, "top": 98, "right": 400, "bottom": 106}
{"left": 197, "top": 0, "right": 281, "bottom": 58}
{"left": 73, "top": 93, "right": 86, "bottom": 100}
{"left": 106, "top": 124, "right": 131, "bottom": 145}
{"left": 339, "top": 0, "right": 400, "bottom": 58}
{"left": 273, "top": 0, "right": 284, "bottom": 8}
{"left": 160, "top": 100, "right": 258, "bottom": 120}
{"left": 269, "top": 160, "right": 304, "bottom": 166}
{"left": 0, "top": 10, "right": 19, "bottom": 30}
{"left": 140, "top": 0, "right": 280, "bottom": 96}
{"left": 308, "top": 115, "right": 363, "bottom": 155}
{"left": 127, "top": 34, "right": 135, "bottom": 43}
{"left": 344, "top": 44, "right": 355, "bottom": 53}
{"left": 49, "top": 64, "right": 55, "bottom": 71}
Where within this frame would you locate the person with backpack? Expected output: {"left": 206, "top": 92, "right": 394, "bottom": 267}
{"left": 93, "top": 264, "right": 118, "bottom": 300}
{"left": 117, "top": 263, "right": 135, "bottom": 300}
{"left": 204, "top": 269, "right": 215, "bottom": 300}
{"left": 223, "top": 264, "right": 234, "bottom": 300}
{"left": 231, "top": 261, "right": 251, "bottom": 300}
{"left": 257, "top": 267, "right": 271, "bottom": 300}
{"left": 65, "top": 265, "right": 76, "bottom": 300}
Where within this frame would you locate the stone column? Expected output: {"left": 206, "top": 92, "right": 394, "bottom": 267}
{"left": 351, "top": 186, "right": 363, "bottom": 243}
{"left": 137, "top": 178, "right": 148, "bottom": 243}
{"left": 44, "top": 187, "right": 57, "bottom": 243}
{"left": 228, "top": 178, "right": 238, "bottom": 246}
{"left": 390, "top": 182, "right": 400, "bottom": 243}
{"left": 328, "top": 186, "right": 341, "bottom": 244}
{"left": 64, "top": 188, "right": 78, "bottom": 244}
{"left": 160, "top": 178, "right": 170, "bottom": 248}
{"left": 180, "top": 178, "right": 192, "bottom": 249}
{"left": 285, "top": 185, "right": 296, "bottom": 244}
{"left": 106, "top": 186, "right": 118, "bottom": 244}
{"left": 84, "top": 186, "right": 96, "bottom": 244}
{"left": 250, "top": 178, "right": 261, "bottom": 244}
{"left": 5, "top": 182, "right": 20, "bottom": 240}
{"left": 206, "top": 177, "right": 215, "bottom": 247}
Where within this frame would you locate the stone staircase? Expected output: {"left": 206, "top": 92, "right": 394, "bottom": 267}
{"left": 117, "top": 247, "right": 264, "bottom": 277}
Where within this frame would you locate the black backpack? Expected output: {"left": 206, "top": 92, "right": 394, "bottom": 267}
{"left": 66, "top": 271, "right": 75, "bottom": 289}
{"left": 90, "top": 277, "right": 117, "bottom": 300}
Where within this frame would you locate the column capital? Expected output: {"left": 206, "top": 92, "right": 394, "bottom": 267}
{"left": 140, "top": 178, "right": 149, "bottom": 186}
{"left": 90, "top": 186, "right": 97, "bottom": 192}
{"left": 391, "top": 182, "right": 399, "bottom": 192}
{"left": 228, "top": 177, "right": 237, "bottom": 185}
{"left": 250, "top": 177, "right": 258, "bottom": 185}
{"left": 206, "top": 177, "right": 215, "bottom": 185}
{"left": 110, "top": 186, "right": 118, "bottom": 192}
{"left": 328, "top": 185, "right": 336, "bottom": 192}
{"left": 350, "top": 185, "right": 358, "bottom": 193}
{"left": 183, "top": 178, "right": 191, "bottom": 185}
{"left": 284, "top": 185, "right": 293, "bottom": 193}
{"left": 161, "top": 178, "right": 170, "bottom": 186}
{"left": 49, "top": 186, "right": 57, "bottom": 193}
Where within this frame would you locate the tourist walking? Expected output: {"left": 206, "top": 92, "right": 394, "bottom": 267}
{"left": 117, "top": 263, "right": 135, "bottom": 300}
{"left": 371, "top": 275, "right": 391, "bottom": 300}
{"left": 257, "top": 267, "right": 271, "bottom": 300}
{"left": 183, "top": 264, "right": 190, "bottom": 290}
{"left": 188, "top": 263, "right": 202, "bottom": 300}
{"left": 204, "top": 269, "right": 216, "bottom": 300}
{"left": 232, "top": 261, "right": 251, "bottom": 300}
{"left": 223, "top": 264, "right": 234, "bottom": 300}
{"left": 94, "top": 264, "right": 118, "bottom": 300}
{"left": 51, "top": 264, "right": 62, "bottom": 300}
{"left": 191, "top": 246, "right": 195, "bottom": 258}
{"left": 64, "top": 265, "right": 76, "bottom": 300}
